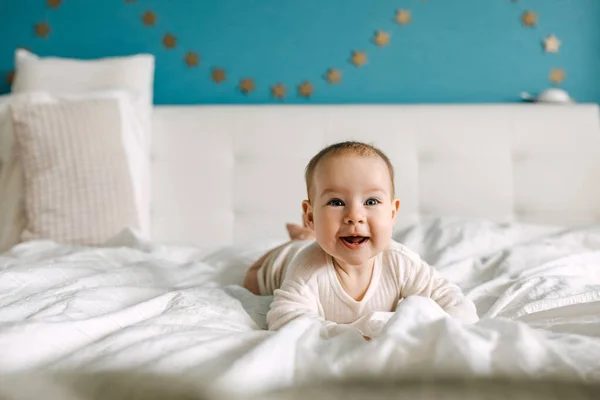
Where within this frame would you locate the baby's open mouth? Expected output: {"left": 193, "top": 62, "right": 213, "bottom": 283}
{"left": 341, "top": 236, "right": 369, "bottom": 245}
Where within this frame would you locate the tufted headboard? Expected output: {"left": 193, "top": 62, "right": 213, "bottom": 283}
{"left": 150, "top": 104, "right": 600, "bottom": 248}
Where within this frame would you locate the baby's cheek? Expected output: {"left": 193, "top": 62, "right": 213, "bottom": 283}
{"left": 317, "top": 211, "right": 335, "bottom": 228}
{"left": 371, "top": 219, "right": 394, "bottom": 238}
{"left": 314, "top": 219, "right": 333, "bottom": 241}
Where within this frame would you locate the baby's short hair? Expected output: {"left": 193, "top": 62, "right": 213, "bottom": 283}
{"left": 304, "top": 141, "right": 395, "bottom": 200}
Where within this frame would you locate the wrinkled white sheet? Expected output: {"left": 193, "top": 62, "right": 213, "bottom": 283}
{"left": 1, "top": 218, "right": 600, "bottom": 396}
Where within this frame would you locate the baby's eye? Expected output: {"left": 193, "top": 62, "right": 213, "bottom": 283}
{"left": 365, "top": 198, "right": 380, "bottom": 206}
{"left": 327, "top": 199, "right": 344, "bottom": 207}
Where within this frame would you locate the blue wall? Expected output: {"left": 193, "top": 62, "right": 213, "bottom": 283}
{"left": 1, "top": 0, "right": 599, "bottom": 104}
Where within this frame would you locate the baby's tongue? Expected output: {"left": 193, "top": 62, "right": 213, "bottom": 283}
{"left": 345, "top": 236, "right": 363, "bottom": 244}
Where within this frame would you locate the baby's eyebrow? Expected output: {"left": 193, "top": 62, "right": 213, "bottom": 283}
{"left": 365, "top": 187, "right": 387, "bottom": 194}
{"left": 320, "top": 188, "right": 342, "bottom": 197}
{"left": 319, "top": 187, "right": 387, "bottom": 197}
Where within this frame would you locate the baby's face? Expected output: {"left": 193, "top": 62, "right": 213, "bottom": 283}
{"left": 303, "top": 154, "right": 400, "bottom": 269}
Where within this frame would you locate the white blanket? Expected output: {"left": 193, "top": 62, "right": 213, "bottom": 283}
{"left": 1, "top": 218, "right": 600, "bottom": 396}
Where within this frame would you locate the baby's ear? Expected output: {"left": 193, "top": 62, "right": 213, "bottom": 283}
{"left": 391, "top": 198, "right": 401, "bottom": 221}
{"left": 302, "top": 200, "right": 314, "bottom": 229}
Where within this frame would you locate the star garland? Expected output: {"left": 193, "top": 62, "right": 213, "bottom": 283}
{"left": 6, "top": 0, "right": 568, "bottom": 97}
{"left": 120, "top": 1, "right": 418, "bottom": 99}
{"left": 517, "top": 5, "right": 565, "bottom": 87}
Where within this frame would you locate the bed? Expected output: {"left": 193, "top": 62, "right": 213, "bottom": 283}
{"left": 2, "top": 51, "right": 600, "bottom": 399}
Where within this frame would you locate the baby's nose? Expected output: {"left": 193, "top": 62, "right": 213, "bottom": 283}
{"left": 344, "top": 208, "right": 365, "bottom": 224}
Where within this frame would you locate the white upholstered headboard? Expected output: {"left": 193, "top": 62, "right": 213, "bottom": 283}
{"left": 150, "top": 104, "right": 600, "bottom": 248}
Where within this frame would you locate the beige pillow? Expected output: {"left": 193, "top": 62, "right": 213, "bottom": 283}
{"left": 10, "top": 98, "right": 140, "bottom": 246}
{"left": 12, "top": 50, "right": 155, "bottom": 237}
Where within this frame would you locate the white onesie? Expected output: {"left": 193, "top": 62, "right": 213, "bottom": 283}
{"left": 257, "top": 240, "right": 479, "bottom": 337}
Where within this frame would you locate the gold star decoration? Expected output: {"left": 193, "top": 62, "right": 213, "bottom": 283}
{"left": 324, "top": 68, "right": 342, "bottom": 84}
{"left": 395, "top": 10, "right": 411, "bottom": 26}
{"left": 5, "top": 70, "right": 15, "bottom": 86}
{"left": 184, "top": 51, "right": 199, "bottom": 67}
{"left": 211, "top": 68, "right": 226, "bottom": 84}
{"left": 47, "top": 0, "right": 62, "bottom": 8}
{"left": 162, "top": 33, "right": 177, "bottom": 49}
{"left": 350, "top": 50, "right": 367, "bottom": 68}
{"left": 271, "top": 83, "right": 286, "bottom": 100}
{"left": 543, "top": 35, "right": 561, "bottom": 53}
{"left": 373, "top": 31, "right": 390, "bottom": 47}
{"left": 142, "top": 11, "right": 156, "bottom": 26}
{"left": 549, "top": 68, "right": 566, "bottom": 85}
{"left": 239, "top": 78, "right": 255, "bottom": 95}
{"left": 521, "top": 10, "right": 537, "bottom": 27}
{"left": 34, "top": 22, "right": 51, "bottom": 38}
{"left": 298, "top": 81, "right": 314, "bottom": 98}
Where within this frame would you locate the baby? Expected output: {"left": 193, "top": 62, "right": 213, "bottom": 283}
{"left": 244, "top": 141, "right": 478, "bottom": 337}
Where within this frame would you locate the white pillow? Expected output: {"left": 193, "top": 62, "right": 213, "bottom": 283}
{"left": 0, "top": 91, "right": 147, "bottom": 253}
{"left": 12, "top": 49, "right": 154, "bottom": 126}
{"left": 11, "top": 49, "right": 154, "bottom": 237}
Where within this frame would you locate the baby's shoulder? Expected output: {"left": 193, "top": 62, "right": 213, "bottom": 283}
{"left": 380, "top": 240, "right": 423, "bottom": 266}
{"left": 287, "top": 241, "right": 330, "bottom": 282}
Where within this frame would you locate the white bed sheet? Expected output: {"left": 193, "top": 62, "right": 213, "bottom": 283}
{"left": 1, "top": 218, "right": 600, "bottom": 396}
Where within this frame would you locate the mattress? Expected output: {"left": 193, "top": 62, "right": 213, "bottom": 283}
{"left": 1, "top": 217, "right": 600, "bottom": 397}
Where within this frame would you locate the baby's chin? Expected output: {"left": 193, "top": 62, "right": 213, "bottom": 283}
{"left": 326, "top": 245, "right": 378, "bottom": 267}
{"left": 332, "top": 254, "right": 376, "bottom": 270}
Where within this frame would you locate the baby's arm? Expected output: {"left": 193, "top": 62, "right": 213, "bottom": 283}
{"left": 400, "top": 257, "right": 479, "bottom": 323}
{"left": 267, "top": 276, "right": 368, "bottom": 338}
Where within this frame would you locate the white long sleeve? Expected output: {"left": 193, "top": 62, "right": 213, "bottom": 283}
{"left": 265, "top": 241, "right": 479, "bottom": 336}
{"left": 268, "top": 278, "right": 369, "bottom": 338}
{"left": 395, "top": 249, "right": 479, "bottom": 324}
